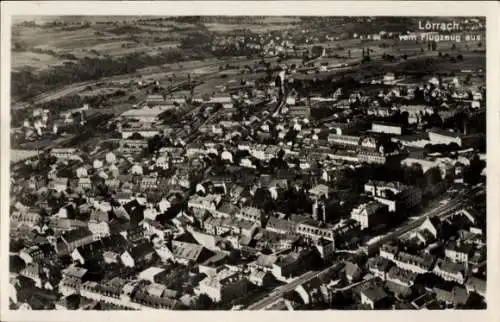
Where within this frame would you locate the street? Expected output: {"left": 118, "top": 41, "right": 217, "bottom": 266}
{"left": 246, "top": 185, "right": 484, "bottom": 310}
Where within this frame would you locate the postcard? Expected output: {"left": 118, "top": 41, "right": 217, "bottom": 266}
{"left": 1, "top": 1, "right": 498, "bottom": 322}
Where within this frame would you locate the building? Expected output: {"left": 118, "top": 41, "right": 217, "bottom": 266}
{"left": 196, "top": 269, "right": 248, "bottom": 303}
{"left": 343, "top": 261, "right": 362, "bottom": 282}
{"left": 296, "top": 219, "right": 335, "bottom": 242}
{"left": 248, "top": 270, "right": 275, "bottom": 287}
{"left": 19, "top": 246, "right": 44, "bottom": 264}
{"left": 360, "top": 286, "right": 389, "bottom": 309}
{"left": 120, "top": 242, "right": 156, "bottom": 268}
{"left": 367, "top": 256, "right": 393, "bottom": 279}
{"left": 358, "top": 150, "right": 399, "bottom": 165}
{"left": 327, "top": 133, "right": 360, "bottom": 147}
{"left": 350, "top": 201, "right": 388, "bottom": 230}
{"left": 237, "top": 207, "right": 263, "bottom": 225}
{"left": 11, "top": 211, "right": 42, "bottom": 228}
{"left": 57, "top": 227, "right": 94, "bottom": 255}
{"left": 120, "top": 105, "right": 174, "bottom": 124}
{"left": 371, "top": 122, "right": 402, "bottom": 135}
{"left": 393, "top": 251, "right": 435, "bottom": 274}
{"left": 364, "top": 181, "right": 422, "bottom": 212}
{"left": 171, "top": 240, "right": 213, "bottom": 265}
{"left": 50, "top": 148, "right": 79, "bottom": 160}
{"left": 287, "top": 105, "right": 311, "bottom": 119}
{"left": 20, "top": 263, "right": 45, "bottom": 288}
{"left": 465, "top": 276, "right": 486, "bottom": 297}
{"left": 433, "top": 258, "right": 467, "bottom": 284}
{"left": 121, "top": 126, "right": 161, "bottom": 139}
{"left": 385, "top": 266, "right": 418, "bottom": 294}
{"left": 444, "top": 239, "right": 474, "bottom": 266}
{"left": 265, "top": 217, "right": 297, "bottom": 235}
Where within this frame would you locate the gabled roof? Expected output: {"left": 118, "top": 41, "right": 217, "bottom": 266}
{"left": 435, "top": 258, "right": 466, "bottom": 275}
{"left": 171, "top": 240, "right": 206, "bottom": 262}
{"left": 62, "top": 227, "right": 93, "bottom": 244}
{"left": 128, "top": 241, "right": 155, "bottom": 261}
{"left": 256, "top": 254, "right": 278, "bottom": 268}
{"left": 361, "top": 286, "right": 388, "bottom": 303}
{"left": 465, "top": 276, "right": 486, "bottom": 295}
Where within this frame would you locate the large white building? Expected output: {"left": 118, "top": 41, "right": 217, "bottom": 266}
{"left": 371, "top": 122, "right": 402, "bottom": 135}
{"left": 120, "top": 105, "right": 175, "bottom": 124}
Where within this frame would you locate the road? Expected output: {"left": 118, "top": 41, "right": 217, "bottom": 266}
{"left": 246, "top": 185, "right": 484, "bottom": 310}
{"left": 364, "top": 186, "right": 484, "bottom": 253}
{"left": 247, "top": 264, "right": 343, "bottom": 310}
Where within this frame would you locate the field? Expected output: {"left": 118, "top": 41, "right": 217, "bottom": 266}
{"left": 12, "top": 51, "right": 64, "bottom": 72}
{"left": 11, "top": 16, "right": 485, "bottom": 106}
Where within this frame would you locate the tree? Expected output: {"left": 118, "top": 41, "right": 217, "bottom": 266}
{"left": 463, "top": 155, "right": 485, "bottom": 185}
{"left": 424, "top": 166, "right": 443, "bottom": 188}
{"left": 146, "top": 134, "right": 165, "bottom": 155}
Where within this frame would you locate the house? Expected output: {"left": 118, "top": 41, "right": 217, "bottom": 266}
{"left": 295, "top": 217, "right": 335, "bottom": 242}
{"left": 385, "top": 266, "right": 417, "bottom": 297}
{"left": 314, "top": 238, "right": 336, "bottom": 262}
{"left": 120, "top": 241, "right": 156, "bottom": 268}
{"left": 188, "top": 194, "right": 222, "bottom": 214}
{"left": 61, "top": 266, "right": 89, "bottom": 282}
{"left": 78, "top": 177, "right": 92, "bottom": 190}
{"left": 57, "top": 227, "right": 94, "bottom": 255}
{"left": 19, "top": 246, "right": 44, "bottom": 264}
{"left": 308, "top": 184, "right": 330, "bottom": 200}
{"left": 88, "top": 214, "right": 111, "bottom": 238}
{"left": 237, "top": 206, "right": 263, "bottom": 224}
{"left": 138, "top": 267, "right": 166, "bottom": 283}
{"left": 465, "top": 276, "right": 486, "bottom": 297}
{"left": 360, "top": 286, "right": 389, "bottom": 309}
{"left": 433, "top": 258, "right": 467, "bottom": 284}
{"left": 294, "top": 277, "right": 328, "bottom": 306}
{"left": 364, "top": 180, "right": 422, "bottom": 212}
{"left": 50, "top": 148, "right": 78, "bottom": 160}
{"left": 266, "top": 216, "right": 297, "bottom": 235}
{"left": 103, "top": 251, "right": 120, "bottom": 264}
{"left": 253, "top": 254, "right": 278, "bottom": 272}
{"left": 444, "top": 239, "right": 474, "bottom": 265}
{"left": 271, "top": 249, "right": 320, "bottom": 282}
{"left": 433, "top": 286, "right": 469, "bottom": 307}
{"left": 216, "top": 202, "right": 240, "bottom": 218}
{"left": 248, "top": 270, "right": 275, "bottom": 287}
{"left": 196, "top": 269, "right": 248, "bottom": 303}
{"left": 171, "top": 240, "right": 213, "bottom": 265}
{"left": 20, "top": 263, "right": 45, "bottom": 288}
{"left": 11, "top": 211, "right": 42, "bottom": 228}
{"left": 350, "top": 201, "right": 388, "bottom": 230}
{"left": 393, "top": 251, "right": 435, "bottom": 274}
{"left": 367, "top": 256, "right": 392, "bottom": 279}
{"left": 55, "top": 294, "right": 81, "bottom": 310}
{"left": 428, "top": 128, "right": 457, "bottom": 143}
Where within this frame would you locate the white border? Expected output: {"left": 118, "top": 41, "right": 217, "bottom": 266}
{"left": 1, "top": 2, "right": 499, "bottom": 322}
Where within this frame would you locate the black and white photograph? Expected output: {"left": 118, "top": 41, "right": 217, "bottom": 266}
{"left": 1, "top": 1, "right": 498, "bottom": 318}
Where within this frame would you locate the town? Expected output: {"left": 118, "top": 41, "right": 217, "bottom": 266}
{"left": 9, "top": 16, "right": 486, "bottom": 311}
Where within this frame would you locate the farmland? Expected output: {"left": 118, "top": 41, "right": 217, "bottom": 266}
{"left": 11, "top": 16, "right": 485, "bottom": 105}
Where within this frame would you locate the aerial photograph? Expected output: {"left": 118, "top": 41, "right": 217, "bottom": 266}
{"left": 8, "top": 16, "right": 486, "bottom": 310}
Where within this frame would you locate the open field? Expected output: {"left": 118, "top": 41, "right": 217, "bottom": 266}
{"left": 12, "top": 51, "right": 65, "bottom": 72}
